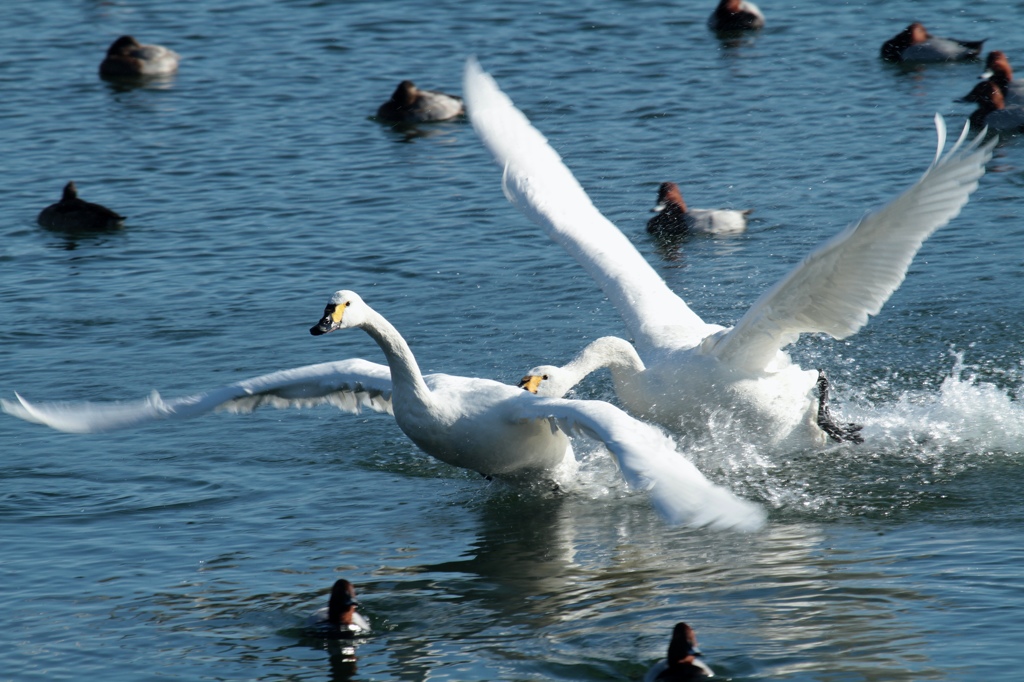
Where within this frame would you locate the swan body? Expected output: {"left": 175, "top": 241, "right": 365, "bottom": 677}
{"left": 2, "top": 290, "right": 765, "bottom": 530}
{"left": 464, "top": 58, "right": 995, "bottom": 447}
{"left": 647, "top": 182, "right": 749, "bottom": 237}
{"left": 37, "top": 181, "right": 125, "bottom": 231}
{"left": 707, "top": 0, "right": 764, "bottom": 31}
{"left": 522, "top": 336, "right": 823, "bottom": 446}
{"left": 100, "top": 35, "right": 180, "bottom": 78}
{"left": 881, "top": 23, "right": 984, "bottom": 63}
{"left": 376, "top": 80, "right": 464, "bottom": 123}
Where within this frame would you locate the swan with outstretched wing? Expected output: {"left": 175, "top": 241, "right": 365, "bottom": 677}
{"left": 3, "top": 290, "right": 764, "bottom": 531}
{"left": 465, "top": 58, "right": 995, "bottom": 446}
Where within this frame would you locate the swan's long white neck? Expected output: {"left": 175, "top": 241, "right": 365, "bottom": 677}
{"left": 557, "top": 336, "right": 645, "bottom": 396}
{"left": 358, "top": 306, "right": 433, "bottom": 406}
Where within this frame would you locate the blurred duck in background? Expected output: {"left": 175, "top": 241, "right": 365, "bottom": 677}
{"left": 376, "top": 80, "right": 464, "bottom": 123}
{"left": 307, "top": 579, "right": 371, "bottom": 638}
{"left": 646, "top": 182, "right": 750, "bottom": 238}
{"left": 880, "top": 22, "right": 983, "bottom": 63}
{"left": 960, "top": 79, "right": 1024, "bottom": 132}
{"left": 707, "top": 0, "right": 764, "bottom": 31}
{"left": 976, "top": 51, "right": 1024, "bottom": 105}
{"left": 37, "top": 181, "right": 124, "bottom": 231}
{"left": 645, "top": 622, "right": 715, "bottom": 681}
{"left": 99, "top": 35, "right": 180, "bottom": 78}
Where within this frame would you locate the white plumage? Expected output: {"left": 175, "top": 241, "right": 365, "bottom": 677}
{"left": 3, "top": 289, "right": 765, "bottom": 531}
{"left": 465, "top": 58, "right": 995, "bottom": 446}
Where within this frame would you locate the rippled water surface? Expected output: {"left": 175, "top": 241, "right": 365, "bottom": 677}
{"left": 4, "top": 1, "right": 1024, "bottom": 680}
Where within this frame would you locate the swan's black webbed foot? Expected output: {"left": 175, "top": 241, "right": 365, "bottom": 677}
{"left": 817, "top": 369, "right": 865, "bottom": 444}
{"left": 480, "top": 472, "right": 493, "bottom": 482}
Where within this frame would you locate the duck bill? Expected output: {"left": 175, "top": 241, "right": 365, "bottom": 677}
{"left": 651, "top": 202, "right": 666, "bottom": 213}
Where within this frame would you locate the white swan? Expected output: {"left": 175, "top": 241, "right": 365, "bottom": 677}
{"left": 1, "top": 290, "right": 765, "bottom": 531}
{"left": 465, "top": 58, "right": 995, "bottom": 447}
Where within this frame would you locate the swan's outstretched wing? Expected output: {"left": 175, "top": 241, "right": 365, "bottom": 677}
{"left": 708, "top": 116, "right": 995, "bottom": 372}
{"left": 510, "top": 396, "right": 766, "bottom": 531}
{"left": 464, "top": 59, "right": 713, "bottom": 352}
{"left": 2, "top": 359, "right": 393, "bottom": 434}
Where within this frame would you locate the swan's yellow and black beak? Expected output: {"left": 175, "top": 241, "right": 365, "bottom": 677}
{"left": 310, "top": 302, "right": 346, "bottom": 336}
{"left": 518, "top": 375, "right": 545, "bottom": 394}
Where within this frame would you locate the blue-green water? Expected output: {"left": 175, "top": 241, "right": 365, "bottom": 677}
{"left": 3, "top": 1, "right": 1024, "bottom": 680}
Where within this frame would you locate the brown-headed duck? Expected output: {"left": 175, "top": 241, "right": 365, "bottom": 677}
{"left": 707, "top": 0, "right": 765, "bottom": 31}
{"left": 977, "top": 51, "right": 1024, "bottom": 105}
{"left": 376, "top": 80, "right": 464, "bottom": 124}
{"left": 307, "top": 579, "right": 371, "bottom": 638}
{"left": 37, "top": 182, "right": 125, "bottom": 231}
{"left": 959, "top": 79, "right": 1024, "bottom": 132}
{"left": 880, "top": 23, "right": 984, "bottom": 63}
{"left": 644, "top": 622, "right": 715, "bottom": 681}
{"left": 647, "top": 182, "right": 750, "bottom": 237}
{"left": 100, "top": 35, "right": 180, "bottom": 79}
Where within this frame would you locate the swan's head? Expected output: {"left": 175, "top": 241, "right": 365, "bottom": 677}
{"left": 518, "top": 365, "right": 570, "bottom": 398}
{"left": 519, "top": 337, "right": 643, "bottom": 399}
{"left": 310, "top": 290, "right": 368, "bottom": 335}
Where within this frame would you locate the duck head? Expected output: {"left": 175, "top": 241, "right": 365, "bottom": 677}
{"left": 106, "top": 35, "right": 142, "bottom": 57}
{"left": 327, "top": 579, "right": 361, "bottom": 626}
{"left": 653, "top": 181, "right": 687, "bottom": 213}
{"left": 61, "top": 181, "right": 79, "bottom": 202}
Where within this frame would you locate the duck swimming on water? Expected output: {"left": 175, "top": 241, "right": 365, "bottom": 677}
{"left": 307, "top": 579, "right": 371, "bottom": 637}
{"left": 975, "top": 51, "right": 1024, "bottom": 105}
{"left": 644, "top": 622, "right": 715, "bottom": 681}
{"left": 465, "top": 58, "right": 994, "bottom": 449}
{"left": 880, "top": 23, "right": 984, "bottom": 63}
{"left": 37, "top": 181, "right": 125, "bottom": 231}
{"left": 376, "top": 80, "right": 464, "bottom": 123}
{"left": 99, "top": 35, "right": 180, "bottom": 78}
{"left": 707, "top": 0, "right": 764, "bottom": 31}
{"left": 959, "top": 79, "right": 1024, "bottom": 132}
{"left": 646, "top": 182, "right": 750, "bottom": 237}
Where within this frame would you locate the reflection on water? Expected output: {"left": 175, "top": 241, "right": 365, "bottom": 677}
{"left": 101, "top": 73, "right": 177, "bottom": 93}
{"left": 374, "top": 118, "right": 467, "bottom": 144}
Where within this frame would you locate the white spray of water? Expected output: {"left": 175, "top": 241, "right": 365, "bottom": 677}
{"left": 552, "top": 351, "right": 1024, "bottom": 521}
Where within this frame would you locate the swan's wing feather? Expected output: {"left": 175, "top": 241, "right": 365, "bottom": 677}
{"left": 710, "top": 116, "right": 995, "bottom": 371}
{"left": 511, "top": 396, "right": 765, "bottom": 531}
{"left": 464, "top": 59, "right": 711, "bottom": 351}
{"left": 2, "top": 359, "right": 393, "bottom": 434}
